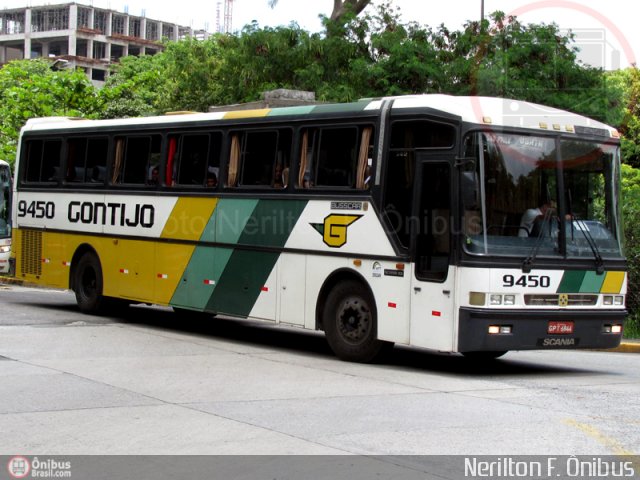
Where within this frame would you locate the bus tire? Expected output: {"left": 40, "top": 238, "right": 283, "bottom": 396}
{"left": 323, "top": 280, "right": 389, "bottom": 363}
{"left": 74, "top": 252, "right": 107, "bottom": 314}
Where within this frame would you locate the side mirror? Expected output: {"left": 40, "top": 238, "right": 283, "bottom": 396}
{"left": 461, "top": 171, "right": 479, "bottom": 209}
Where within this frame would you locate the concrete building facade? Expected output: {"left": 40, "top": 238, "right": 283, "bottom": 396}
{"left": 0, "top": 2, "right": 204, "bottom": 86}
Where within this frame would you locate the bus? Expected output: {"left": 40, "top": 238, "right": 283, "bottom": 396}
{"left": 11, "top": 95, "right": 627, "bottom": 361}
{"left": 0, "top": 159, "right": 12, "bottom": 274}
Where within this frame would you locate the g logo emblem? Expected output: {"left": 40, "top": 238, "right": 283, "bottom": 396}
{"left": 311, "top": 214, "right": 362, "bottom": 248}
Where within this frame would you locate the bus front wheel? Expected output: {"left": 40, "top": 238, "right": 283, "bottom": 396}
{"left": 74, "top": 252, "right": 107, "bottom": 314}
{"left": 323, "top": 280, "right": 390, "bottom": 363}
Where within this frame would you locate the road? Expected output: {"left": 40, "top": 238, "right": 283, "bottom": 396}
{"left": 0, "top": 284, "right": 639, "bottom": 456}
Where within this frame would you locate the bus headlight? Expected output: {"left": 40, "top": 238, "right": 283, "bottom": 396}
{"left": 490, "top": 294, "right": 502, "bottom": 305}
{"left": 0, "top": 245, "right": 10, "bottom": 253}
{"left": 614, "top": 296, "right": 625, "bottom": 306}
{"left": 503, "top": 295, "right": 515, "bottom": 306}
{"left": 603, "top": 295, "right": 613, "bottom": 305}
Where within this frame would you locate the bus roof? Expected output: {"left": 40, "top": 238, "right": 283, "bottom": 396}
{"left": 21, "top": 94, "right": 617, "bottom": 137}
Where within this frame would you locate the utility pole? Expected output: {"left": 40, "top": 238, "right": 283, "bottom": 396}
{"left": 481, "top": 0, "right": 485, "bottom": 23}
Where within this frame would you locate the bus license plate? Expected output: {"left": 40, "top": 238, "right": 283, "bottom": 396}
{"left": 548, "top": 321, "right": 574, "bottom": 335}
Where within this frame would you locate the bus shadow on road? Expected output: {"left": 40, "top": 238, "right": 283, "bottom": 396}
{"left": 100, "top": 304, "right": 607, "bottom": 378}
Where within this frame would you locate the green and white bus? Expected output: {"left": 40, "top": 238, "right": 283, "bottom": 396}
{"left": 0, "top": 159, "right": 12, "bottom": 274}
{"left": 12, "top": 95, "right": 627, "bottom": 361}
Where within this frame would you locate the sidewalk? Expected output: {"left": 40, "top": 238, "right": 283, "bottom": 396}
{"left": 2, "top": 275, "right": 639, "bottom": 352}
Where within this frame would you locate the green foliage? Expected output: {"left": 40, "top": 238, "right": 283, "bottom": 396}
{"left": 621, "top": 164, "right": 640, "bottom": 335}
{"left": 0, "top": 59, "right": 100, "bottom": 166}
{"left": 99, "top": 54, "right": 165, "bottom": 118}
{"left": 608, "top": 68, "right": 640, "bottom": 168}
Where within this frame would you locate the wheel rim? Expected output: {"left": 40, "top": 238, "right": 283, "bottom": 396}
{"left": 336, "top": 296, "right": 372, "bottom": 345}
{"left": 80, "top": 265, "right": 97, "bottom": 300}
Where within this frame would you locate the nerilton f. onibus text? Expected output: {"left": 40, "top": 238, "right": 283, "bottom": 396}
{"left": 465, "top": 457, "right": 636, "bottom": 478}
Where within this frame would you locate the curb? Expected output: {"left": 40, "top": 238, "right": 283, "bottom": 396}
{"left": 609, "top": 341, "right": 640, "bottom": 354}
{"left": 2, "top": 277, "right": 640, "bottom": 352}
{"left": 0, "top": 275, "right": 24, "bottom": 285}
{"left": 0, "top": 276, "right": 24, "bottom": 286}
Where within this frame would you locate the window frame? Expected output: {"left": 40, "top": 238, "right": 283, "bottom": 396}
{"left": 20, "top": 137, "right": 64, "bottom": 187}
{"left": 295, "top": 122, "right": 376, "bottom": 191}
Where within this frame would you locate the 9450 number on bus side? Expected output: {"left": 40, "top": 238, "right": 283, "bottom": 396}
{"left": 17, "top": 200, "right": 56, "bottom": 219}
{"left": 503, "top": 274, "right": 551, "bottom": 288}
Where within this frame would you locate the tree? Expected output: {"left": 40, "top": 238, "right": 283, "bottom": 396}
{"left": 99, "top": 54, "right": 166, "bottom": 118}
{"left": 0, "top": 59, "right": 100, "bottom": 166}
{"left": 608, "top": 67, "right": 640, "bottom": 168}
{"left": 268, "top": 0, "right": 372, "bottom": 24}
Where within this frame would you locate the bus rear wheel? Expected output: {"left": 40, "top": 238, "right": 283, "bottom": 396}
{"left": 74, "top": 252, "right": 107, "bottom": 314}
{"left": 323, "top": 280, "right": 390, "bottom": 363}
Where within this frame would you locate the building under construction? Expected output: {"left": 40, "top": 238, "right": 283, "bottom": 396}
{"left": 0, "top": 2, "right": 208, "bottom": 85}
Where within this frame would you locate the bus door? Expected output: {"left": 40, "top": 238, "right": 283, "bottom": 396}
{"left": 410, "top": 157, "right": 456, "bottom": 351}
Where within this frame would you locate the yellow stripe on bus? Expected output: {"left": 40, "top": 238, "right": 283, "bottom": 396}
{"left": 600, "top": 271, "right": 625, "bottom": 294}
{"left": 223, "top": 109, "right": 271, "bottom": 119}
{"left": 161, "top": 197, "right": 218, "bottom": 241}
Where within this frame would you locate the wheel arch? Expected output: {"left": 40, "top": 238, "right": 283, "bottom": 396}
{"left": 69, "top": 244, "right": 100, "bottom": 291}
{"left": 315, "top": 268, "right": 376, "bottom": 331}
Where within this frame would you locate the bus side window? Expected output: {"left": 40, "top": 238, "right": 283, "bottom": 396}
{"left": 238, "top": 131, "right": 275, "bottom": 186}
{"left": 123, "top": 137, "right": 150, "bottom": 185}
{"left": 23, "top": 139, "right": 62, "bottom": 184}
{"left": 66, "top": 138, "right": 86, "bottom": 182}
{"left": 315, "top": 127, "right": 357, "bottom": 187}
{"left": 113, "top": 135, "right": 161, "bottom": 186}
{"left": 86, "top": 138, "right": 108, "bottom": 183}
{"left": 298, "top": 125, "right": 373, "bottom": 189}
{"left": 205, "top": 132, "right": 223, "bottom": 188}
{"left": 233, "top": 129, "right": 291, "bottom": 188}
{"left": 66, "top": 137, "right": 108, "bottom": 183}
{"left": 273, "top": 130, "right": 291, "bottom": 189}
{"left": 175, "top": 134, "right": 210, "bottom": 186}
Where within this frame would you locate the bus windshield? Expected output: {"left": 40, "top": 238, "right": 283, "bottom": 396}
{"left": 0, "top": 162, "right": 11, "bottom": 239}
{"left": 462, "top": 132, "right": 623, "bottom": 260}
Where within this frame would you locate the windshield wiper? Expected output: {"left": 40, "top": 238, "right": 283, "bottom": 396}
{"left": 572, "top": 218, "right": 605, "bottom": 274}
{"left": 522, "top": 209, "right": 554, "bottom": 273}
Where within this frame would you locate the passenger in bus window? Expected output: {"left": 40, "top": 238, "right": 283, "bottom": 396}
{"left": 149, "top": 166, "right": 159, "bottom": 185}
{"left": 302, "top": 173, "right": 312, "bottom": 189}
{"left": 519, "top": 200, "right": 556, "bottom": 237}
{"left": 206, "top": 172, "right": 218, "bottom": 188}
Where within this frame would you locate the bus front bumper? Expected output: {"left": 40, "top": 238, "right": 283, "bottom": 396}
{"left": 458, "top": 307, "right": 627, "bottom": 352}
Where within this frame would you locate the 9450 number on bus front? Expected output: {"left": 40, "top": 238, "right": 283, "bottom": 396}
{"left": 503, "top": 274, "right": 551, "bottom": 288}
